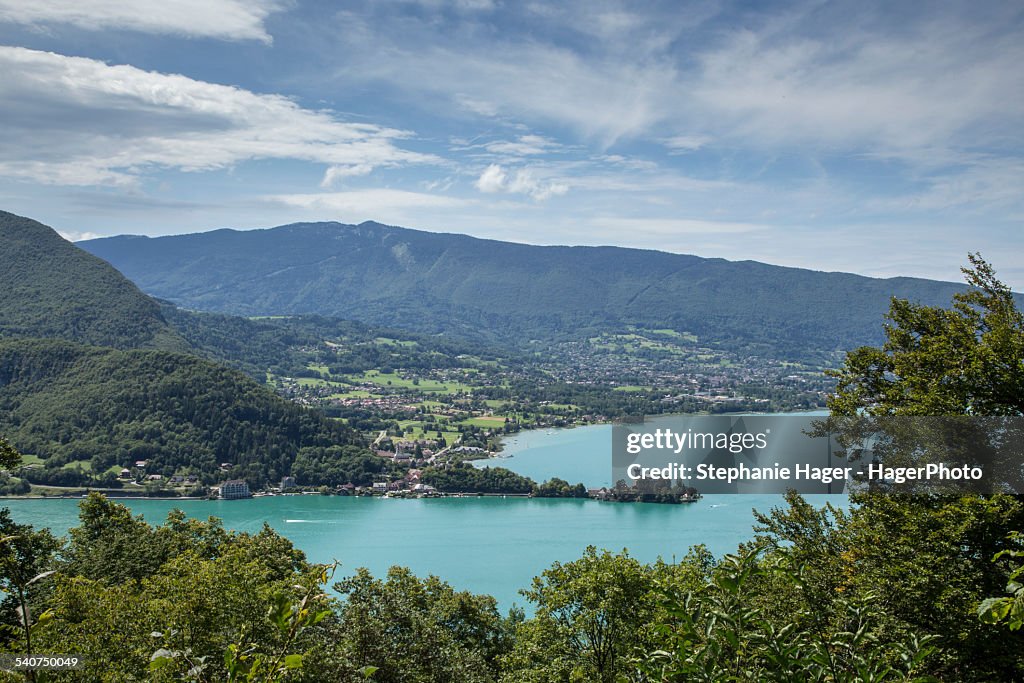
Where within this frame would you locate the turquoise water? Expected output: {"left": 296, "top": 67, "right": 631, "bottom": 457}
{"left": 481, "top": 411, "right": 829, "bottom": 488}
{"left": 484, "top": 422, "right": 618, "bottom": 488}
{"left": 1, "top": 415, "right": 840, "bottom": 612}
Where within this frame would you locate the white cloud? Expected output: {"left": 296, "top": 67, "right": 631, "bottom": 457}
{"left": 565, "top": 168, "right": 734, "bottom": 194}
{"left": 483, "top": 135, "right": 562, "bottom": 156}
{"left": 453, "top": 94, "right": 500, "bottom": 117}
{"left": 662, "top": 135, "right": 711, "bottom": 154}
{"left": 0, "top": 0, "right": 285, "bottom": 43}
{"left": 454, "top": 0, "right": 495, "bottom": 10}
{"left": 0, "top": 47, "right": 438, "bottom": 186}
{"left": 386, "top": 0, "right": 495, "bottom": 11}
{"left": 328, "top": 13, "right": 681, "bottom": 146}
{"left": 267, "top": 188, "right": 472, "bottom": 226}
{"left": 271, "top": 188, "right": 470, "bottom": 213}
{"left": 474, "top": 164, "right": 568, "bottom": 200}
{"left": 423, "top": 176, "right": 455, "bottom": 192}
{"left": 321, "top": 164, "right": 376, "bottom": 187}
{"left": 324, "top": 4, "right": 1023, "bottom": 163}
{"left": 57, "top": 229, "right": 100, "bottom": 241}
{"left": 690, "top": 14, "right": 1024, "bottom": 160}
{"left": 868, "top": 158, "right": 1024, "bottom": 213}
{"left": 475, "top": 164, "right": 507, "bottom": 193}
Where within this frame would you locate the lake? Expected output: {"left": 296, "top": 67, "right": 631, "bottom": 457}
{"left": 2, "top": 414, "right": 841, "bottom": 612}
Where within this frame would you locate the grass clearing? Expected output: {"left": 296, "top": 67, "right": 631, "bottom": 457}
{"left": 295, "top": 377, "right": 335, "bottom": 388}
{"left": 327, "top": 389, "right": 374, "bottom": 399}
{"left": 647, "top": 328, "right": 699, "bottom": 342}
{"left": 374, "top": 337, "right": 418, "bottom": 347}
{"left": 457, "top": 416, "right": 507, "bottom": 428}
{"left": 395, "top": 424, "right": 462, "bottom": 445}
{"left": 418, "top": 400, "right": 445, "bottom": 409}
{"left": 350, "top": 370, "right": 473, "bottom": 394}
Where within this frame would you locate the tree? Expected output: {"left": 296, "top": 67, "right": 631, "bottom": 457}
{"left": 329, "top": 566, "right": 515, "bottom": 683}
{"left": 33, "top": 495, "right": 327, "bottom": 681}
{"left": 768, "top": 255, "right": 1024, "bottom": 680}
{"left": 754, "top": 490, "right": 1024, "bottom": 680}
{"left": 636, "top": 548, "right": 937, "bottom": 682}
{"left": 979, "top": 531, "right": 1024, "bottom": 631}
{"left": 150, "top": 563, "right": 341, "bottom": 682}
{"left": 501, "top": 547, "right": 659, "bottom": 683}
{"left": 61, "top": 492, "right": 169, "bottom": 584}
{"left": 0, "top": 435, "right": 21, "bottom": 471}
{"left": 0, "top": 509, "right": 60, "bottom": 666}
{"left": 828, "top": 253, "right": 1023, "bottom": 417}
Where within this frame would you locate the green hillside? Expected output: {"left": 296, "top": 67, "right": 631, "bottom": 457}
{"left": 81, "top": 220, "right": 976, "bottom": 360}
{"left": 0, "top": 337, "right": 362, "bottom": 487}
{"left": 0, "top": 211, "right": 185, "bottom": 351}
{"left": 0, "top": 212, "right": 366, "bottom": 490}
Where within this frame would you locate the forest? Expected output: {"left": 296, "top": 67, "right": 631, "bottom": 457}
{"left": 0, "top": 338, "right": 363, "bottom": 488}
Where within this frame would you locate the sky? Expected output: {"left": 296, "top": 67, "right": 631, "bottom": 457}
{"left": 0, "top": 0, "right": 1022, "bottom": 286}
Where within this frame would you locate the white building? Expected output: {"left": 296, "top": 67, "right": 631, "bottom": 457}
{"left": 220, "top": 479, "right": 251, "bottom": 499}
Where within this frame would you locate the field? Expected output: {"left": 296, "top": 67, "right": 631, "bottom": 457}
{"left": 349, "top": 370, "right": 475, "bottom": 394}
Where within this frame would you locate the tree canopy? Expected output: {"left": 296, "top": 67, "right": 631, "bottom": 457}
{"left": 829, "top": 253, "right": 1024, "bottom": 417}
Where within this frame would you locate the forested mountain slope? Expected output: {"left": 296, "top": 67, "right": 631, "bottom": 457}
{"left": 0, "top": 337, "right": 362, "bottom": 486}
{"left": 0, "top": 212, "right": 364, "bottom": 485}
{"left": 0, "top": 211, "right": 186, "bottom": 351}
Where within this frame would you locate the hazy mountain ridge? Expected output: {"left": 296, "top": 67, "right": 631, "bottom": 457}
{"left": 82, "top": 220, "right": 975, "bottom": 360}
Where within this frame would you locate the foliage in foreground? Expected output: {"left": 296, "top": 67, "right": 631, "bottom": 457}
{"left": 978, "top": 531, "right": 1024, "bottom": 632}
{"left": 637, "top": 549, "right": 938, "bottom": 683}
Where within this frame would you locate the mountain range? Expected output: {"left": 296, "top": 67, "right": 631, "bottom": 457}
{"left": 82, "top": 220, "right": 978, "bottom": 360}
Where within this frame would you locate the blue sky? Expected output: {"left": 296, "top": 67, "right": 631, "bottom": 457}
{"left": 0, "top": 0, "right": 1022, "bottom": 286}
